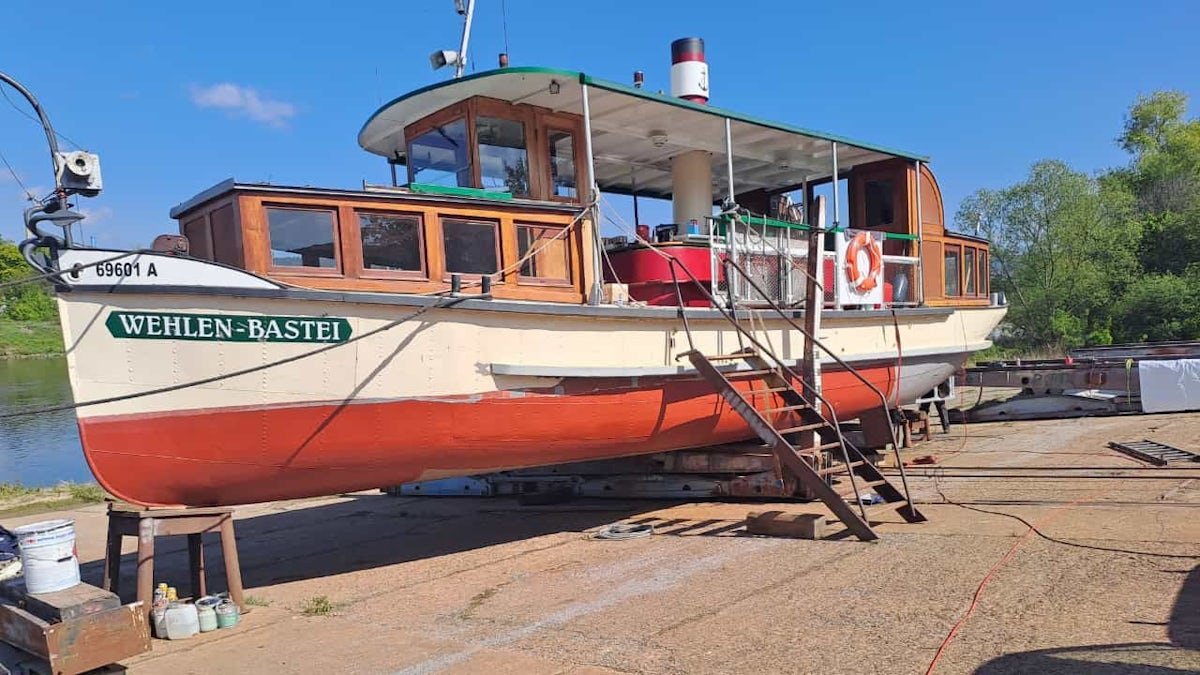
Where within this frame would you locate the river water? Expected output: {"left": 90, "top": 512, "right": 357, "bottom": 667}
{"left": 0, "top": 358, "right": 91, "bottom": 487}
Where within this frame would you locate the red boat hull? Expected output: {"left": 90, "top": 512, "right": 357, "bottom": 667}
{"left": 78, "top": 365, "right": 898, "bottom": 506}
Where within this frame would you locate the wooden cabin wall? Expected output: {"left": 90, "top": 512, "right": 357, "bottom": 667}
{"left": 172, "top": 190, "right": 590, "bottom": 303}
{"left": 913, "top": 165, "right": 991, "bottom": 307}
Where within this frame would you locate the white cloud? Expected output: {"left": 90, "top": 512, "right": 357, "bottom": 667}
{"left": 78, "top": 205, "right": 113, "bottom": 225}
{"left": 189, "top": 83, "right": 297, "bottom": 128}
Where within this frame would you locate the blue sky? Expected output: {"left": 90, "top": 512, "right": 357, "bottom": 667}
{"left": 2, "top": 0, "right": 1197, "bottom": 247}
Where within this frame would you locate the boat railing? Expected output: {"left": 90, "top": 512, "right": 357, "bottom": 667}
{"left": 662, "top": 250, "right": 914, "bottom": 505}
{"left": 709, "top": 210, "right": 924, "bottom": 309}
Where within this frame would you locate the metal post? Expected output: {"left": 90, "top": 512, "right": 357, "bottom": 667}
{"left": 914, "top": 160, "right": 924, "bottom": 305}
{"left": 831, "top": 141, "right": 840, "bottom": 229}
{"left": 580, "top": 83, "right": 604, "bottom": 305}
{"left": 724, "top": 118, "right": 736, "bottom": 204}
{"left": 631, "top": 168, "right": 639, "bottom": 226}
{"left": 454, "top": 0, "right": 476, "bottom": 79}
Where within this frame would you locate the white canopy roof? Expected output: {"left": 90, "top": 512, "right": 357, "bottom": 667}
{"left": 358, "top": 67, "right": 927, "bottom": 200}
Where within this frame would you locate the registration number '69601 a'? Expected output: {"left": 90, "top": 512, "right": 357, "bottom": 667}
{"left": 93, "top": 261, "right": 157, "bottom": 278}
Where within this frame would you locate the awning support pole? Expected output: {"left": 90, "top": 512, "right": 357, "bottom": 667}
{"left": 724, "top": 118, "right": 736, "bottom": 204}
{"left": 581, "top": 82, "right": 604, "bottom": 305}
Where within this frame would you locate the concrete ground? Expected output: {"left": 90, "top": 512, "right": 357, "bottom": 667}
{"left": 4, "top": 412, "right": 1200, "bottom": 674}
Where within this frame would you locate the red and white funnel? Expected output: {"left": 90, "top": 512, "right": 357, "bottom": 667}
{"left": 670, "top": 37, "right": 709, "bottom": 104}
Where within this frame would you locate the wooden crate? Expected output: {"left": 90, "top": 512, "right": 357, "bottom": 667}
{"left": 0, "top": 587, "right": 149, "bottom": 675}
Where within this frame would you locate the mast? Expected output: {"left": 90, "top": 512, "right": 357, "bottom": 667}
{"left": 455, "top": 0, "right": 476, "bottom": 79}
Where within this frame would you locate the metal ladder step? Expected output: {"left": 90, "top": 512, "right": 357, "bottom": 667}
{"left": 759, "top": 404, "right": 811, "bottom": 415}
{"left": 774, "top": 422, "right": 825, "bottom": 435}
{"left": 704, "top": 351, "right": 759, "bottom": 361}
{"left": 723, "top": 369, "right": 779, "bottom": 379}
{"left": 817, "top": 460, "right": 867, "bottom": 476}
{"left": 795, "top": 441, "right": 842, "bottom": 453}
{"left": 742, "top": 387, "right": 792, "bottom": 396}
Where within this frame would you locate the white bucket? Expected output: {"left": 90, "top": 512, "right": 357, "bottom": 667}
{"left": 12, "top": 519, "right": 80, "bottom": 594}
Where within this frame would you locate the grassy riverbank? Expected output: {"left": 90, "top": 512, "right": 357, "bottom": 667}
{"left": 0, "top": 320, "right": 63, "bottom": 358}
{"left": 0, "top": 482, "right": 107, "bottom": 518}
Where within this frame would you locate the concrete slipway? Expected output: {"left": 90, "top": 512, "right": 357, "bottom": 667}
{"left": 4, "top": 413, "right": 1199, "bottom": 674}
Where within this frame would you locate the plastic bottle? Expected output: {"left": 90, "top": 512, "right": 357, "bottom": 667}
{"left": 163, "top": 601, "right": 199, "bottom": 639}
{"left": 166, "top": 586, "right": 178, "bottom": 602}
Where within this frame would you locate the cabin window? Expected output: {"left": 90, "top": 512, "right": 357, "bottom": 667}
{"left": 358, "top": 212, "right": 424, "bottom": 273}
{"left": 441, "top": 217, "right": 499, "bottom": 275}
{"left": 979, "top": 250, "right": 989, "bottom": 295}
{"left": 964, "top": 247, "right": 977, "bottom": 295}
{"left": 476, "top": 116, "right": 530, "bottom": 196}
{"left": 182, "top": 216, "right": 213, "bottom": 261}
{"left": 408, "top": 118, "right": 471, "bottom": 188}
{"left": 547, "top": 129, "right": 578, "bottom": 199}
{"left": 266, "top": 207, "right": 339, "bottom": 269}
{"left": 516, "top": 223, "right": 570, "bottom": 283}
{"left": 210, "top": 204, "right": 241, "bottom": 265}
{"left": 944, "top": 245, "right": 961, "bottom": 296}
{"left": 864, "top": 179, "right": 894, "bottom": 228}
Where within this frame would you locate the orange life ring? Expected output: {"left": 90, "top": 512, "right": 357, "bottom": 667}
{"left": 844, "top": 231, "right": 883, "bottom": 293}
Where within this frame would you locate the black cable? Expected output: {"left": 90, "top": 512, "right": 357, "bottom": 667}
{"left": 0, "top": 295, "right": 465, "bottom": 420}
{"left": 928, "top": 479, "right": 1200, "bottom": 559}
{"left": 0, "top": 84, "right": 83, "bottom": 150}
{"left": 0, "top": 147, "right": 36, "bottom": 200}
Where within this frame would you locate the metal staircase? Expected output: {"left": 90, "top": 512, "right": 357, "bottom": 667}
{"left": 687, "top": 348, "right": 924, "bottom": 541}
{"left": 661, "top": 233, "right": 925, "bottom": 541}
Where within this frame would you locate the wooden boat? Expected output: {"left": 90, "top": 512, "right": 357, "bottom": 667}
{"left": 25, "top": 41, "right": 1004, "bottom": 506}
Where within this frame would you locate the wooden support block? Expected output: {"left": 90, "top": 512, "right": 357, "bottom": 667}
{"left": 0, "top": 582, "right": 122, "bottom": 624}
{"left": 746, "top": 511, "right": 827, "bottom": 540}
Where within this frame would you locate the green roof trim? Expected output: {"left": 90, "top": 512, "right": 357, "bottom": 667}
{"left": 358, "top": 66, "right": 930, "bottom": 163}
{"left": 408, "top": 183, "right": 514, "bottom": 200}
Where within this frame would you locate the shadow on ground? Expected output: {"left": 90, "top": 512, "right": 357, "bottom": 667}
{"left": 974, "top": 564, "right": 1200, "bottom": 674}
{"left": 80, "top": 493, "right": 660, "bottom": 602}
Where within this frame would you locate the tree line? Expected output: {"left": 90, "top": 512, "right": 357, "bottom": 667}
{"left": 957, "top": 91, "right": 1200, "bottom": 349}
{"left": 0, "top": 238, "right": 56, "bottom": 321}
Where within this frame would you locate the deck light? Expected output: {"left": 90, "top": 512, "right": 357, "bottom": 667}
{"left": 548, "top": 79, "right": 561, "bottom": 95}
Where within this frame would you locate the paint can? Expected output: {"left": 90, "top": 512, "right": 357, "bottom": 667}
{"left": 215, "top": 600, "right": 240, "bottom": 629}
{"left": 196, "top": 596, "right": 221, "bottom": 632}
{"left": 11, "top": 519, "right": 80, "bottom": 594}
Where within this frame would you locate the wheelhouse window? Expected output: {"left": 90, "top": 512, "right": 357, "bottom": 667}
{"left": 979, "top": 250, "right": 989, "bottom": 295}
{"left": 442, "top": 217, "right": 499, "bottom": 275}
{"left": 266, "top": 207, "right": 338, "bottom": 269}
{"left": 408, "top": 118, "right": 471, "bottom": 188}
{"left": 517, "top": 223, "right": 570, "bottom": 283}
{"left": 864, "top": 179, "right": 894, "bottom": 228}
{"left": 359, "top": 212, "right": 424, "bottom": 273}
{"left": 944, "top": 245, "right": 961, "bottom": 296}
{"left": 547, "top": 130, "right": 577, "bottom": 199}
{"left": 476, "top": 116, "right": 530, "bottom": 196}
{"left": 964, "top": 247, "right": 977, "bottom": 295}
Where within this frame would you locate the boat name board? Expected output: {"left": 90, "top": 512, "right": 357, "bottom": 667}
{"left": 105, "top": 311, "right": 353, "bottom": 343}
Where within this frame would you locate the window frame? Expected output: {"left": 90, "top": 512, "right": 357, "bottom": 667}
{"left": 354, "top": 209, "right": 428, "bottom": 281}
{"left": 943, "top": 243, "right": 962, "bottom": 297}
{"left": 536, "top": 112, "right": 586, "bottom": 204}
{"left": 263, "top": 203, "right": 343, "bottom": 276}
{"left": 401, "top": 97, "right": 586, "bottom": 204}
{"left": 964, "top": 246, "right": 977, "bottom": 296}
{"left": 514, "top": 221, "right": 574, "bottom": 287}
{"left": 404, "top": 102, "right": 473, "bottom": 189}
{"left": 439, "top": 215, "right": 503, "bottom": 281}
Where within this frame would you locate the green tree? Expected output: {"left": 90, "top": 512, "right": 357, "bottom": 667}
{"left": 956, "top": 161, "right": 1139, "bottom": 349}
{"left": 0, "top": 237, "right": 57, "bottom": 322}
